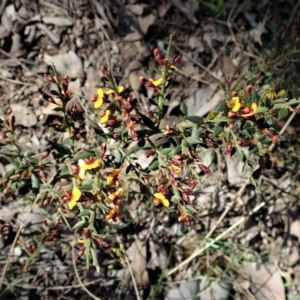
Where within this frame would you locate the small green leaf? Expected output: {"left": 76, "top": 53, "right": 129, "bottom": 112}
{"left": 72, "top": 150, "right": 94, "bottom": 162}
{"left": 212, "top": 125, "right": 224, "bottom": 138}
{"left": 160, "top": 148, "right": 173, "bottom": 156}
{"left": 31, "top": 173, "right": 39, "bottom": 189}
{"left": 72, "top": 219, "right": 88, "bottom": 230}
{"left": 48, "top": 141, "right": 71, "bottom": 157}
{"left": 138, "top": 112, "right": 156, "bottom": 129}
{"left": 277, "top": 107, "right": 289, "bottom": 120}
{"left": 149, "top": 160, "right": 159, "bottom": 170}
{"left": 191, "top": 127, "right": 200, "bottom": 139}
{"left": 216, "top": 100, "right": 228, "bottom": 114}
{"left": 78, "top": 210, "right": 91, "bottom": 217}
{"left": 24, "top": 156, "right": 39, "bottom": 165}
{"left": 163, "top": 98, "right": 170, "bottom": 106}
{"left": 184, "top": 116, "right": 203, "bottom": 124}
{"left": 0, "top": 154, "right": 19, "bottom": 167}
{"left": 125, "top": 164, "right": 132, "bottom": 174}
{"left": 187, "top": 136, "right": 200, "bottom": 144}
{"left": 114, "top": 149, "right": 123, "bottom": 164}
{"left": 3, "top": 167, "right": 16, "bottom": 179}
{"left": 138, "top": 139, "right": 146, "bottom": 147}
{"left": 180, "top": 100, "right": 188, "bottom": 116}
{"left": 291, "top": 85, "right": 300, "bottom": 98}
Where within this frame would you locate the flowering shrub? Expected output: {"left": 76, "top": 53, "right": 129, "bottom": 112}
{"left": 1, "top": 37, "right": 300, "bottom": 270}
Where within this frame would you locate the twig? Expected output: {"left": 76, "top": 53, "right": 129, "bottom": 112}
{"left": 72, "top": 231, "right": 101, "bottom": 300}
{"left": 0, "top": 75, "right": 33, "bottom": 86}
{"left": 0, "top": 191, "right": 44, "bottom": 291}
{"left": 204, "top": 182, "right": 248, "bottom": 241}
{"left": 166, "top": 201, "right": 266, "bottom": 277}
{"left": 116, "top": 235, "right": 140, "bottom": 300}
{"left": 173, "top": 44, "right": 223, "bottom": 85}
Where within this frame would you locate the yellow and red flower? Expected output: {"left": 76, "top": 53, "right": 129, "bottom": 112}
{"left": 100, "top": 110, "right": 111, "bottom": 124}
{"left": 153, "top": 192, "right": 170, "bottom": 207}
{"left": 68, "top": 186, "right": 81, "bottom": 210}
{"left": 107, "top": 187, "right": 124, "bottom": 204}
{"left": 107, "top": 169, "right": 121, "bottom": 185}
{"left": 78, "top": 157, "right": 101, "bottom": 180}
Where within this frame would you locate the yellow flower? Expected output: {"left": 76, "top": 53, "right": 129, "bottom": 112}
{"left": 107, "top": 188, "right": 124, "bottom": 204}
{"left": 241, "top": 103, "right": 257, "bottom": 117}
{"left": 232, "top": 96, "right": 241, "bottom": 112}
{"left": 106, "top": 86, "right": 124, "bottom": 95}
{"left": 170, "top": 64, "right": 178, "bottom": 71}
{"left": 100, "top": 110, "right": 111, "bottom": 124}
{"left": 78, "top": 159, "right": 101, "bottom": 180}
{"left": 107, "top": 169, "right": 121, "bottom": 185}
{"left": 149, "top": 78, "right": 163, "bottom": 87}
{"left": 68, "top": 186, "right": 81, "bottom": 210}
{"left": 171, "top": 164, "right": 182, "bottom": 174}
{"left": 94, "top": 88, "right": 105, "bottom": 109}
{"left": 153, "top": 192, "right": 170, "bottom": 207}
{"left": 78, "top": 238, "right": 85, "bottom": 243}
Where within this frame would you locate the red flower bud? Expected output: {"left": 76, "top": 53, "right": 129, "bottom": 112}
{"left": 130, "top": 128, "right": 138, "bottom": 141}
{"left": 82, "top": 228, "right": 91, "bottom": 239}
{"left": 245, "top": 85, "right": 253, "bottom": 94}
{"left": 173, "top": 53, "right": 183, "bottom": 64}
{"left": 100, "top": 143, "right": 106, "bottom": 158}
{"left": 139, "top": 76, "right": 148, "bottom": 85}
{"left": 44, "top": 74, "right": 56, "bottom": 84}
{"left": 75, "top": 247, "right": 86, "bottom": 261}
{"left": 40, "top": 149, "right": 51, "bottom": 160}
{"left": 198, "top": 164, "right": 212, "bottom": 175}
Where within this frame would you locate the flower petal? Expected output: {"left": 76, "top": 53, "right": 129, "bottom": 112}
{"left": 68, "top": 186, "right": 81, "bottom": 209}
{"left": 241, "top": 103, "right": 258, "bottom": 117}
{"left": 161, "top": 197, "right": 170, "bottom": 207}
{"left": 232, "top": 97, "right": 241, "bottom": 112}
{"left": 106, "top": 86, "right": 124, "bottom": 95}
{"left": 68, "top": 198, "right": 77, "bottom": 210}
{"left": 171, "top": 164, "right": 182, "bottom": 174}
{"left": 150, "top": 78, "right": 163, "bottom": 87}
{"left": 107, "top": 168, "right": 121, "bottom": 185}
{"left": 94, "top": 89, "right": 104, "bottom": 109}
{"left": 153, "top": 192, "right": 165, "bottom": 200}
{"left": 100, "top": 110, "right": 110, "bottom": 123}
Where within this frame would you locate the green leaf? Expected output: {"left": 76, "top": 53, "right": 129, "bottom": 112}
{"left": 184, "top": 116, "right": 203, "bottom": 124}
{"left": 24, "top": 156, "right": 39, "bottom": 165}
{"left": 3, "top": 167, "right": 16, "bottom": 179}
{"left": 191, "top": 127, "right": 200, "bottom": 139}
{"left": 212, "top": 125, "right": 224, "bottom": 138}
{"left": 149, "top": 160, "right": 159, "bottom": 170}
{"left": 180, "top": 100, "right": 187, "bottom": 116}
{"left": 187, "top": 136, "right": 200, "bottom": 144}
{"left": 48, "top": 141, "right": 71, "bottom": 157}
{"left": 160, "top": 148, "right": 173, "bottom": 156}
{"left": 0, "top": 154, "right": 19, "bottom": 167}
{"left": 114, "top": 149, "right": 123, "bottom": 164}
{"left": 72, "top": 219, "right": 88, "bottom": 230}
{"left": 182, "top": 168, "right": 191, "bottom": 178}
{"left": 126, "top": 144, "right": 141, "bottom": 156}
{"left": 163, "top": 98, "right": 170, "bottom": 106}
{"left": 277, "top": 107, "right": 289, "bottom": 120}
{"left": 216, "top": 100, "right": 228, "bottom": 114}
{"left": 31, "top": 173, "right": 39, "bottom": 190}
{"left": 138, "top": 112, "right": 156, "bottom": 129}
{"left": 78, "top": 210, "right": 91, "bottom": 217}
{"left": 72, "top": 150, "right": 94, "bottom": 162}
{"left": 1, "top": 274, "right": 36, "bottom": 297}
{"left": 291, "top": 85, "right": 300, "bottom": 98}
